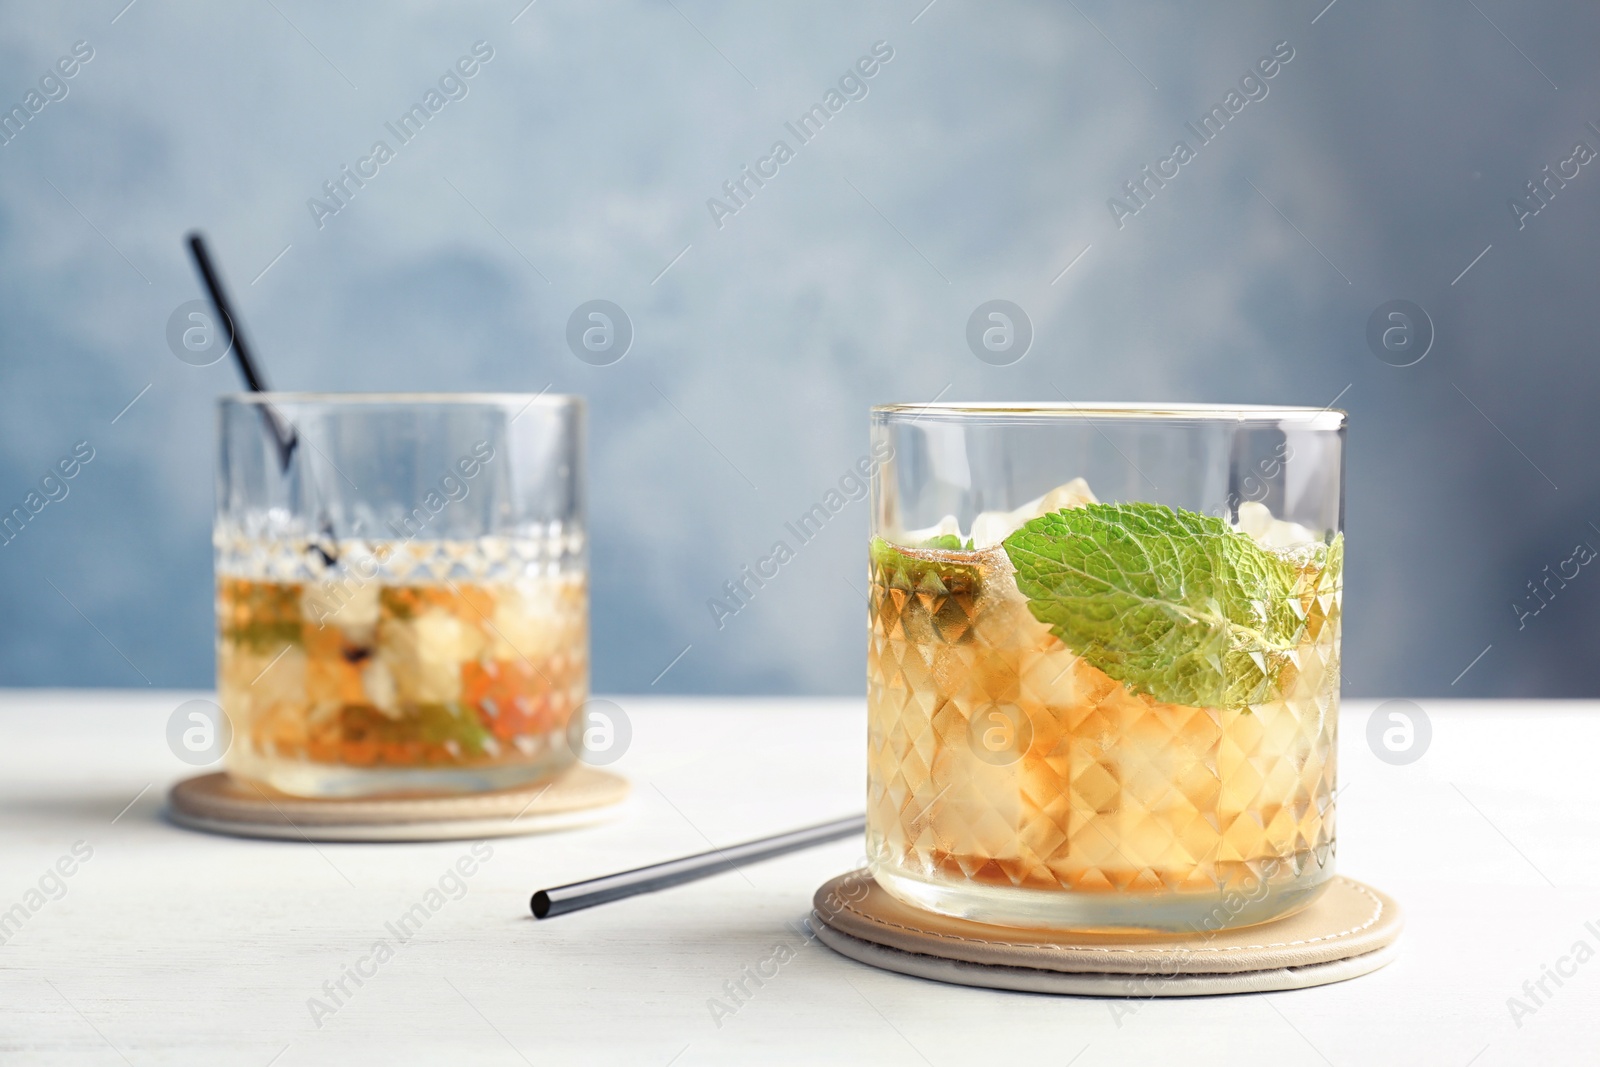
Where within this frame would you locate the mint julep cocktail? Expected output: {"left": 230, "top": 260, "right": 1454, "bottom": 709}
{"left": 866, "top": 404, "right": 1344, "bottom": 932}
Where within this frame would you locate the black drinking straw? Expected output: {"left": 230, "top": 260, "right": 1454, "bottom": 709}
{"left": 188, "top": 232, "right": 336, "bottom": 563}
{"left": 186, "top": 232, "right": 298, "bottom": 472}
{"left": 530, "top": 814, "right": 865, "bottom": 919}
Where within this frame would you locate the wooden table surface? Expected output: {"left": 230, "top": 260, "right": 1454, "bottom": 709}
{"left": 1, "top": 691, "right": 1595, "bottom": 1065}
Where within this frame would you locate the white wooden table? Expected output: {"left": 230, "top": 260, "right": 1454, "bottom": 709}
{"left": 1, "top": 692, "right": 1594, "bottom": 1065}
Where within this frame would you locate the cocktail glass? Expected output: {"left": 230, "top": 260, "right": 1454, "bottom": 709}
{"left": 866, "top": 403, "right": 1344, "bottom": 932}
{"left": 216, "top": 393, "right": 586, "bottom": 797}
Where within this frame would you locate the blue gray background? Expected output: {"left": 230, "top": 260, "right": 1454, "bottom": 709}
{"left": 1, "top": 0, "right": 1596, "bottom": 697}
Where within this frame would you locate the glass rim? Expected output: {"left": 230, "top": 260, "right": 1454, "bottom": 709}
{"left": 220, "top": 391, "right": 581, "bottom": 408}
{"left": 872, "top": 401, "right": 1345, "bottom": 428}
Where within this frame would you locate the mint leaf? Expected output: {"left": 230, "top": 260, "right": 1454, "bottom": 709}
{"left": 918, "top": 533, "right": 974, "bottom": 551}
{"left": 1002, "top": 502, "right": 1312, "bottom": 709}
{"left": 1315, "top": 534, "right": 1343, "bottom": 595}
{"left": 869, "top": 536, "right": 979, "bottom": 597}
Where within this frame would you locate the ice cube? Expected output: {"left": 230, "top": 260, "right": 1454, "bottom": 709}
{"left": 490, "top": 580, "right": 575, "bottom": 662}
{"left": 1038, "top": 477, "right": 1099, "bottom": 514}
{"left": 300, "top": 573, "right": 381, "bottom": 639}
{"left": 381, "top": 608, "right": 485, "bottom": 703}
{"left": 1259, "top": 518, "right": 1318, "bottom": 548}
{"left": 1234, "top": 501, "right": 1275, "bottom": 539}
{"left": 1233, "top": 500, "right": 1317, "bottom": 548}
{"left": 970, "top": 477, "right": 1099, "bottom": 549}
{"left": 361, "top": 659, "right": 400, "bottom": 717}
{"left": 897, "top": 514, "right": 962, "bottom": 545}
{"left": 968, "top": 510, "right": 1016, "bottom": 550}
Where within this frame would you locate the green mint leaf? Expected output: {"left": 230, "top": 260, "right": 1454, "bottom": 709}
{"left": 1315, "top": 534, "right": 1343, "bottom": 595}
{"left": 1002, "top": 502, "right": 1313, "bottom": 709}
{"left": 869, "top": 536, "right": 979, "bottom": 599}
{"left": 918, "top": 533, "right": 974, "bottom": 551}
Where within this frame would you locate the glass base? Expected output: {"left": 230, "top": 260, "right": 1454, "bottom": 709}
{"left": 869, "top": 861, "right": 1332, "bottom": 935}
{"left": 226, "top": 751, "right": 576, "bottom": 798}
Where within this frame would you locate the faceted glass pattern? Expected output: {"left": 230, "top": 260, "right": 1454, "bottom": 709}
{"left": 218, "top": 534, "right": 586, "bottom": 797}
{"left": 866, "top": 543, "right": 1339, "bottom": 931}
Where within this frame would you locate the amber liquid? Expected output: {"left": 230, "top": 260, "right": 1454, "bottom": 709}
{"left": 865, "top": 542, "right": 1339, "bottom": 931}
{"left": 218, "top": 556, "right": 586, "bottom": 797}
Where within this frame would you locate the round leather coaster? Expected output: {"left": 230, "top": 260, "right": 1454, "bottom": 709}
{"left": 811, "top": 869, "right": 1401, "bottom": 997}
{"left": 166, "top": 766, "right": 628, "bottom": 842}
